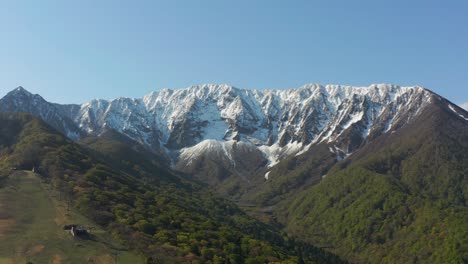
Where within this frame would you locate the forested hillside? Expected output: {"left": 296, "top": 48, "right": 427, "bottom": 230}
{"left": 278, "top": 100, "right": 468, "bottom": 263}
{"left": 0, "top": 112, "right": 343, "bottom": 263}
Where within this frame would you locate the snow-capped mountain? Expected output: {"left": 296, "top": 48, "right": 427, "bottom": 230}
{"left": 2, "top": 84, "right": 466, "bottom": 180}
{"left": 0, "top": 87, "right": 83, "bottom": 140}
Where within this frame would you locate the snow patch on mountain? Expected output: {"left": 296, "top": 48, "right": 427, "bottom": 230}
{"left": 259, "top": 141, "right": 303, "bottom": 167}
{"left": 179, "top": 139, "right": 229, "bottom": 166}
{"left": 178, "top": 139, "right": 261, "bottom": 170}
{"left": 448, "top": 104, "right": 468, "bottom": 121}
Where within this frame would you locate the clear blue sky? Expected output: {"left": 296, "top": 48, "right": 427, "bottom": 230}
{"left": 1, "top": 0, "right": 467, "bottom": 106}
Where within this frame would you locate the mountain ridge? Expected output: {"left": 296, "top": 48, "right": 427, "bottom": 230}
{"left": 1, "top": 84, "right": 449, "bottom": 155}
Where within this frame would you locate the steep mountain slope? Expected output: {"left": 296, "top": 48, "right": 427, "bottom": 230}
{"left": 276, "top": 96, "right": 468, "bottom": 263}
{"left": 0, "top": 87, "right": 84, "bottom": 140}
{"left": 0, "top": 113, "right": 343, "bottom": 263}
{"left": 79, "top": 129, "right": 177, "bottom": 185}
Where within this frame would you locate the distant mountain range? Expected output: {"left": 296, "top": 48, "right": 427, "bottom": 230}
{"left": 3, "top": 84, "right": 461, "bottom": 175}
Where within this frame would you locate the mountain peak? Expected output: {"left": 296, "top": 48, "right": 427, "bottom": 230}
{"left": 8, "top": 86, "right": 33, "bottom": 97}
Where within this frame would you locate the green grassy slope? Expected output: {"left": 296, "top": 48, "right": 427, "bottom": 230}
{"left": 0, "top": 170, "right": 142, "bottom": 264}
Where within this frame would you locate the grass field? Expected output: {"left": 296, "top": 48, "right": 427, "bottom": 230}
{"left": 0, "top": 171, "right": 144, "bottom": 264}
